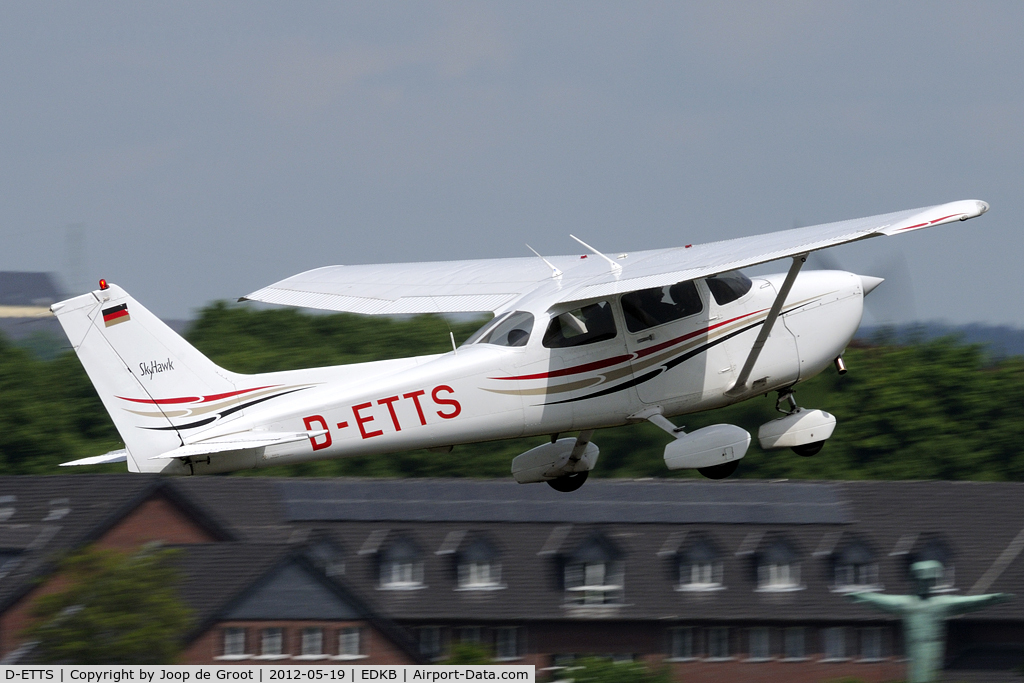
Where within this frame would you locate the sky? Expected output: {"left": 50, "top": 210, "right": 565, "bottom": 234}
{"left": 1, "top": 2, "right": 1022, "bottom": 326}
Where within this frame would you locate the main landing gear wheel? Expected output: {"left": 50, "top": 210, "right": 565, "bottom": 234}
{"left": 547, "top": 470, "right": 589, "bottom": 492}
{"left": 697, "top": 460, "right": 739, "bottom": 480}
{"left": 792, "top": 440, "right": 825, "bottom": 457}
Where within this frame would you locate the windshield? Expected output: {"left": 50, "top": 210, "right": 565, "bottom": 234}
{"left": 475, "top": 311, "right": 535, "bottom": 347}
{"left": 705, "top": 270, "right": 752, "bottom": 306}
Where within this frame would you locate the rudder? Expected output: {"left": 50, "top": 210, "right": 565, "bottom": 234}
{"left": 51, "top": 283, "right": 240, "bottom": 472}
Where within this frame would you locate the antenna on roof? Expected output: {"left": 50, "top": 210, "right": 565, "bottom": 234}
{"left": 525, "top": 244, "right": 562, "bottom": 278}
{"left": 569, "top": 234, "right": 622, "bottom": 273}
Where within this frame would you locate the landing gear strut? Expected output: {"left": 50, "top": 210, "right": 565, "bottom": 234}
{"left": 767, "top": 389, "right": 831, "bottom": 457}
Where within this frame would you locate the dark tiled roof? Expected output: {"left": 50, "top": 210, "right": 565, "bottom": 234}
{"left": 277, "top": 479, "right": 851, "bottom": 524}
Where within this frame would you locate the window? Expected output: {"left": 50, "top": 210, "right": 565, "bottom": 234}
{"left": 301, "top": 628, "right": 324, "bottom": 656}
{"left": 783, "top": 628, "right": 804, "bottom": 659}
{"left": 758, "top": 563, "right": 800, "bottom": 590}
{"left": 565, "top": 560, "right": 624, "bottom": 605}
{"left": 457, "top": 537, "right": 502, "bottom": 589}
{"left": 860, "top": 627, "right": 882, "bottom": 660}
{"left": 621, "top": 280, "right": 703, "bottom": 333}
{"left": 419, "top": 627, "right": 442, "bottom": 659}
{"left": 747, "top": 627, "right": 769, "bottom": 659}
{"left": 705, "top": 271, "right": 752, "bottom": 305}
{"left": 495, "top": 628, "right": 518, "bottom": 660}
{"left": 475, "top": 311, "right": 535, "bottom": 347}
{"left": 677, "top": 536, "right": 724, "bottom": 591}
{"left": 911, "top": 536, "right": 956, "bottom": 591}
{"left": 337, "top": 627, "right": 362, "bottom": 657}
{"left": 668, "top": 627, "right": 694, "bottom": 659}
{"left": 223, "top": 628, "right": 247, "bottom": 657}
{"left": 380, "top": 536, "right": 424, "bottom": 589}
{"left": 543, "top": 301, "right": 617, "bottom": 348}
{"left": 756, "top": 537, "right": 802, "bottom": 591}
{"left": 457, "top": 627, "right": 481, "bottom": 644}
{"left": 707, "top": 627, "right": 730, "bottom": 658}
{"left": 261, "top": 628, "right": 284, "bottom": 656}
{"left": 823, "top": 627, "right": 845, "bottom": 659}
{"left": 833, "top": 539, "right": 880, "bottom": 592}
{"left": 563, "top": 534, "right": 624, "bottom": 605}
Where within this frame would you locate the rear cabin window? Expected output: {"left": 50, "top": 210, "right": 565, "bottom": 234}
{"left": 543, "top": 301, "right": 618, "bottom": 348}
{"left": 705, "top": 271, "right": 753, "bottom": 306}
{"left": 621, "top": 281, "right": 703, "bottom": 333}
{"left": 476, "top": 311, "right": 535, "bottom": 347}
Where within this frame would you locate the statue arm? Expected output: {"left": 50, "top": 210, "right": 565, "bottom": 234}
{"left": 846, "top": 591, "right": 910, "bottom": 614}
{"left": 941, "top": 593, "right": 1014, "bottom": 616}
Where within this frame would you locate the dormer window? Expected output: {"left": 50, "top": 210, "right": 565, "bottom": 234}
{"left": 379, "top": 535, "right": 424, "bottom": 590}
{"left": 910, "top": 536, "right": 956, "bottom": 591}
{"left": 457, "top": 537, "right": 503, "bottom": 590}
{"left": 677, "top": 535, "right": 724, "bottom": 591}
{"left": 832, "top": 538, "right": 880, "bottom": 592}
{"left": 756, "top": 537, "right": 803, "bottom": 592}
{"left": 563, "top": 534, "right": 624, "bottom": 605}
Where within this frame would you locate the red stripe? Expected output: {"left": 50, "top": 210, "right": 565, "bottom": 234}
{"left": 116, "top": 385, "right": 278, "bottom": 405}
{"left": 494, "top": 355, "right": 634, "bottom": 381}
{"left": 103, "top": 309, "right": 129, "bottom": 322}
{"left": 929, "top": 213, "right": 960, "bottom": 224}
{"left": 493, "top": 310, "right": 764, "bottom": 381}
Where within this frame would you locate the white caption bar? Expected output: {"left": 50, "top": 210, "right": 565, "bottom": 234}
{"left": 0, "top": 666, "right": 534, "bottom": 683}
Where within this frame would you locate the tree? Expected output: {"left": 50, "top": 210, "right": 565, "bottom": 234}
{"left": 22, "top": 547, "right": 192, "bottom": 664}
{"left": 560, "top": 657, "right": 671, "bottom": 683}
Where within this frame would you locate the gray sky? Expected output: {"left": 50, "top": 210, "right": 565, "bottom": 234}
{"left": 2, "top": 2, "right": 1022, "bottom": 326}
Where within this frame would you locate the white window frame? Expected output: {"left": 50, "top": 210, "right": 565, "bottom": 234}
{"left": 757, "top": 563, "right": 803, "bottom": 592}
{"left": 564, "top": 561, "right": 624, "bottom": 605}
{"left": 294, "top": 627, "right": 328, "bottom": 660}
{"left": 677, "top": 561, "right": 725, "bottom": 592}
{"left": 219, "top": 628, "right": 248, "bottom": 660}
{"left": 457, "top": 561, "right": 504, "bottom": 590}
{"left": 334, "top": 627, "right": 366, "bottom": 660}
{"left": 380, "top": 559, "right": 425, "bottom": 590}
{"left": 254, "top": 627, "right": 287, "bottom": 660}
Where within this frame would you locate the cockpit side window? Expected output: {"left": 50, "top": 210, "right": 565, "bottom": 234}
{"left": 543, "top": 301, "right": 618, "bottom": 348}
{"left": 476, "top": 311, "right": 534, "bottom": 347}
{"left": 705, "top": 270, "right": 753, "bottom": 306}
{"left": 621, "top": 281, "right": 704, "bottom": 333}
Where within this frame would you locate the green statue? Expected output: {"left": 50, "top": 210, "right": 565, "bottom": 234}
{"left": 848, "top": 560, "right": 1013, "bottom": 682}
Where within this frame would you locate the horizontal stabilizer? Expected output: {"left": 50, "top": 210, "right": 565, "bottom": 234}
{"left": 60, "top": 450, "right": 129, "bottom": 467}
{"left": 149, "top": 430, "right": 326, "bottom": 460}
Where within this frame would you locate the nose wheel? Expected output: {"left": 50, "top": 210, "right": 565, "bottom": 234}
{"left": 773, "top": 389, "right": 829, "bottom": 457}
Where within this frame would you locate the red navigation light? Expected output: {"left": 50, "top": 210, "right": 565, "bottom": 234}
{"left": 99, "top": 279, "right": 109, "bottom": 291}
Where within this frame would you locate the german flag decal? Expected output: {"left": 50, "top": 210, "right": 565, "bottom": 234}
{"left": 102, "top": 303, "right": 130, "bottom": 327}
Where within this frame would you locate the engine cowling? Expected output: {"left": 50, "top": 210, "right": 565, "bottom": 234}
{"left": 511, "top": 438, "right": 599, "bottom": 484}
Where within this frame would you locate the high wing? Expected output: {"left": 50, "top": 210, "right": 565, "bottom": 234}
{"left": 241, "top": 199, "right": 988, "bottom": 314}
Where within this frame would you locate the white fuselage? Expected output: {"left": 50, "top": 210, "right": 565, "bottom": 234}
{"left": 166, "top": 269, "right": 865, "bottom": 475}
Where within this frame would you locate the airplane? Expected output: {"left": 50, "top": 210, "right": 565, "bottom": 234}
{"left": 53, "top": 199, "right": 988, "bottom": 488}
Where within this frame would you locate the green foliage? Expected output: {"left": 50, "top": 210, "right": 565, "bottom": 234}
{"left": 5, "top": 301, "right": 1024, "bottom": 481}
{"left": 23, "top": 547, "right": 192, "bottom": 664}
{"left": 561, "top": 657, "right": 671, "bottom": 683}
{"left": 445, "top": 642, "right": 494, "bottom": 664}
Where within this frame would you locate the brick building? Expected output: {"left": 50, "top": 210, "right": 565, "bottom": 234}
{"left": 0, "top": 475, "right": 1022, "bottom": 681}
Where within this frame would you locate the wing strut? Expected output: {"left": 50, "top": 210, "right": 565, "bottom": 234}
{"left": 726, "top": 253, "right": 807, "bottom": 396}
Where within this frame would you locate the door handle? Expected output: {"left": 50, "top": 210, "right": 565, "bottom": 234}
{"left": 637, "top": 334, "right": 654, "bottom": 343}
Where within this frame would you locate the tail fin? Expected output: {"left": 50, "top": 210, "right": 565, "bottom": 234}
{"left": 52, "top": 283, "right": 240, "bottom": 472}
